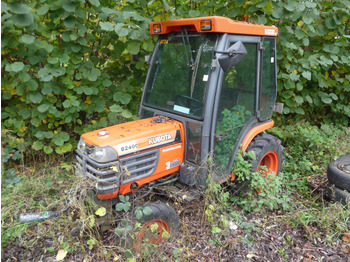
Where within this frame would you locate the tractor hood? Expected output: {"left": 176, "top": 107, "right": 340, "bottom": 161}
{"left": 81, "top": 116, "right": 183, "bottom": 157}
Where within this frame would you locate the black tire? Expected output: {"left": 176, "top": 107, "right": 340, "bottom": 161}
{"left": 133, "top": 201, "right": 180, "bottom": 251}
{"left": 246, "top": 133, "right": 284, "bottom": 175}
{"left": 327, "top": 155, "right": 350, "bottom": 192}
{"left": 328, "top": 184, "right": 350, "bottom": 206}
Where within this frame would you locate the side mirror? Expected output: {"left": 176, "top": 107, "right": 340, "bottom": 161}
{"left": 217, "top": 41, "right": 247, "bottom": 72}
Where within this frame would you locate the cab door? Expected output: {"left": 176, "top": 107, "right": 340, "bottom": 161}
{"left": 212, "top": 35, "right": 261, "bottom": 175}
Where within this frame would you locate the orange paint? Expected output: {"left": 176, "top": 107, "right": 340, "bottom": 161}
{"left": 241, "top": 120, "right": 274, "bottom": 151}
{"left": 150, "top": 16, "right": 278, "bottom": 37}
{"left": 82, "top": 117, "right": 183, "bottom": 156}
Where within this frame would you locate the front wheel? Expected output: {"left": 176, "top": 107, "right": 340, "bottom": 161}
{"left": 133, "top": 201, "right": 180, "bottom": 252}
{"left": 247, "top": 133, "right": 284, "bottom": 177}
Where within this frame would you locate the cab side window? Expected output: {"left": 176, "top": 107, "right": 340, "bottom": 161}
{"left": 214, "top": 43, "right": 258, "bottom": 172}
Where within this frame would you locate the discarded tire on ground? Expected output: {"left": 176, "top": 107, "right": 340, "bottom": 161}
{"left": 247, "top": 134, "right": 285, "bottom": 176}
{"left": 327, "top": 154, "right": 350, "bottom": 192}
{"left": 328, "top": 184, "right": 350, "bottom": 206}
{"left": 327, "top": 155, "right": 350, "bottom": 206}
{"left": 133, "top": 201, "right": 180, "bottom": 252}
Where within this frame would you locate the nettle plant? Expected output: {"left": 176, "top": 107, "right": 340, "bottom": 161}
{"left": 231, "top": 150, "right": 290, "bottom": 213}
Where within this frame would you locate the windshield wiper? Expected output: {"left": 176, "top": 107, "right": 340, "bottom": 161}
{"left": 191, "top": 44, "right": 203, "bottom": 96}
{"left": 181, "top": 26, "right": 194, "bottom": 67}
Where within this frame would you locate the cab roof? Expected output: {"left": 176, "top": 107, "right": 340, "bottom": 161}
{"left": 150, "top": 16, "right": 278, "bottom": 37}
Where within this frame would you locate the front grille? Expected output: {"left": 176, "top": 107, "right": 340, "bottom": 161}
{"left": 76, "top": 149, "right": 159, "bottom": 194}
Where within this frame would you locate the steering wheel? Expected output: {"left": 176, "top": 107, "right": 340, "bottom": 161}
{"left": 175, "top": 95, "right": 202, "bottom": 108}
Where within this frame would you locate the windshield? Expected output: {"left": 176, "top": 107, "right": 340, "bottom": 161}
{"left": 143, "top": 33, "right": 217, "bottom": 119}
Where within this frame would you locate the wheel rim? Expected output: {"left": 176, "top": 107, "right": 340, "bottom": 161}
{"left": 257, "top": 151, "right": 278, "bottom": 177}
{"left": 133, "top": 220, "right": 169, "bottom": 251}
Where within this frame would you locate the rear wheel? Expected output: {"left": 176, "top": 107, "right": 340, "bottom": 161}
{"left": 133, "top": 201, "right": 180, "bottom": 252}
{"left": 247, "top": 133, "right": 284, "bottom": 176}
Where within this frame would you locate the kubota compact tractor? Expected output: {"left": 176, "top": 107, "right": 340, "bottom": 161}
{"left": 75, "top": 16, "right": 284, "bottom": 247}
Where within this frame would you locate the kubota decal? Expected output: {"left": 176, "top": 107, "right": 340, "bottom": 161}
{"left": 148, "top": 133, "right": 172, "bottom": 145}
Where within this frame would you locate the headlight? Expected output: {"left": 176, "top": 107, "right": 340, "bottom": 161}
{"left": 77, "top": 137, "right": 86, "bottom": 151}
{"left": 89, "top": 146, "right": 118, "bottom": 163}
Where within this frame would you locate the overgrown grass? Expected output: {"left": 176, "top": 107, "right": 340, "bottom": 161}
{"left": 2, "top": 122, "right": 350, "bottom": 261}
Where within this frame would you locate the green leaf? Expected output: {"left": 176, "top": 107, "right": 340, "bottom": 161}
{"left": 127, "top": 42, "right": 140, "bottom": 55}
{"left": 95, "top": 207, "right": 106, "bottom": 217}
{"left": 8, "top": 2, "right": 30, "bottom": 14}
{"left": 37, "top": 4, "right": 49, "bottom": 15}
{"left": 6, "top": 62, "right": 24, "bottom": 73}
{"left": 62, "top": 2, "right": 76, "bottom": 12}
{"left": 305, "top": 1, "right": 317, "bottom": 8}
{"left": 48, "top": 57, "right": 59, "bottom": 64}
{"left": 115, "top": 203, "right": 125, "bottom": 212}
{"left": 115, "top": 24, "right": 128, "bottom": 37}
{"left": 38, "top": 104, "right": 50, "bottom": 113}
{"left": 121, "top": 110, "right": 133, "bottom": 119}
{"left": 90, "top": 0, "right": 100, "bottom": 7}
{"left": 289, "top": 73, "right": 300, "bottom": 81}
{"left": 110, "top": 105, "right": 123, "bottom": 113}
{"left": 32, "top": 141, "right": 44, "bottom": 151}
{"left": 143, "top": 206, "right": 153, "bottom": 216}
{"left": 321, "top": 96, "right": 332, "bottom": 104}
{"left": 135, "top": 209, "right": 143, "bottom": 220}
{"left": 19, "top": 34, "right": 35, "bottom": 44}
{"left": 100, "top": 21, "right": 115, "bottom": 31}
{"left": 329, "top": 93, "right": 338, "bottom": 100}
{"left": 295, "top": 96, "right": 304, "bottom": 104}
{"left": 302, "top": 14, "right": 313, "bottom": 25}
{"left": 305, "top": 95, "right": 313, "bottom": 104}
{"left": 59, "top": 54, "right": 70, "bottom": 64}
{"left": 302, "top": 71, "right": 311, "bottom": 80}
{"left": 29, "top": 92, "right": 43, "bottom": 104}
{"left": 12, "top": 13, "right": 34, "bottom": 26}
{"left": 189, "top": 10, "right": 200, "bottom": 17}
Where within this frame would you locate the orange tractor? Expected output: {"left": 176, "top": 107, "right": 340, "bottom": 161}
{"left": 75, "top": 16, "right": 284, "bottom": 246}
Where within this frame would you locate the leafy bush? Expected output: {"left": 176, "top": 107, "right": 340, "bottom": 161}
{"left": 1, "top": 0, "right": 156, "bottom": 160}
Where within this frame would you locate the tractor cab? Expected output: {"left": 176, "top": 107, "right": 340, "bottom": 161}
{"left": 139, "top": 16, "right": 279, "bottom": 186}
